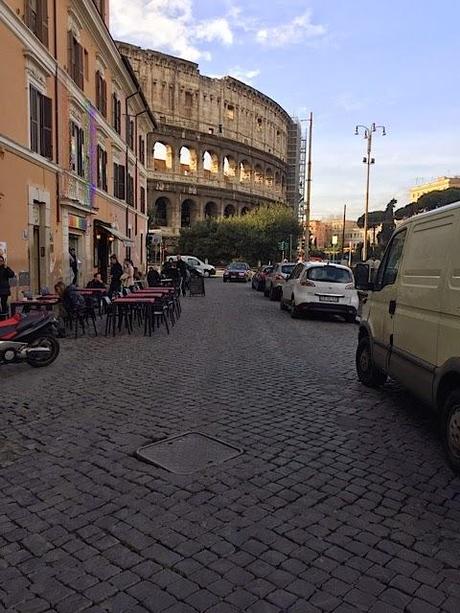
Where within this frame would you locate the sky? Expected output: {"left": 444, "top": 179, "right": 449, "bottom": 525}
{"left": 110, "top": 0, "right": 460, "bottom": 220}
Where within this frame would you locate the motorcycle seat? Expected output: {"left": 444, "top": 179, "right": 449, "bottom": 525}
{"left": 16, "top": 314, "right": 47, "bottom": 333}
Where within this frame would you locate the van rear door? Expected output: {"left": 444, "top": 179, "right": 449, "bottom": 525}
{"left": 438, "top": 211, "right": 460, "bottom": 368}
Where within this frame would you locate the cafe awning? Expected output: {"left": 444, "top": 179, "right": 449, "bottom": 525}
{"left": 96, "top": 222, "right": 134, "bottom": 246}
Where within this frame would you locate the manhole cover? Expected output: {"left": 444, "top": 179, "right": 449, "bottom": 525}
{"left": 135, "top": 432, "right": 243, "bottom": 475}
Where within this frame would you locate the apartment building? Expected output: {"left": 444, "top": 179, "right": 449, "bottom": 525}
{"left": 0, "top": 0, "right": 155, "bottom": 291}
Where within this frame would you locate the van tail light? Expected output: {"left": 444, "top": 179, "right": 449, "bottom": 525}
{"left": 300, "top": 280, "right": 316, "bottom": 287}
{"left": 345, "top": 284, "right": 355, "bottom": 289}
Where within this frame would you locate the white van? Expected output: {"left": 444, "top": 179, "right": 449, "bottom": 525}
{"left": 167, "top": 256, "right": 215, "bottom": 277}
{"left": 356, "top": 202, "right": 460, "bottom": 472}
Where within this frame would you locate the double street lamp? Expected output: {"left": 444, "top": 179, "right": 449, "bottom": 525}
{"left": 355, "top": 123, "right": 386, "bottom": 261}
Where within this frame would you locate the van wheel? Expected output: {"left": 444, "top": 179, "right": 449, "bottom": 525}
{"left": 443, "top": 390, "right": 460, "bottom": 473}
{"left": 356, "top": 338, "right": 387, "bottom": 387}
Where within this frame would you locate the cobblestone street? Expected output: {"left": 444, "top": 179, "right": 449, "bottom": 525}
{"left": 1, "top": 280, "right": 459, "bottom": 613}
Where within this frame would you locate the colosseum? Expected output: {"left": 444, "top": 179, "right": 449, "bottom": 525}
{"left": 118, "top": 42, "right": 302, "bottom": 250}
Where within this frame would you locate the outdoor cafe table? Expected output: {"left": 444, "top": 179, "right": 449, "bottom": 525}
{"left": 110, "top": 296, "right": 160, "bottom": 336}
{"left": 10, "top": 299, "right": 60, "bottom": 316}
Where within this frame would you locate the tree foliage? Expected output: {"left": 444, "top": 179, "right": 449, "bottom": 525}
{"left": 356, "top": 210, "right": 386, "bottom": 229}
{"left": 377, "top": 198, "right": 397, "bottom": 248}
{"left": 394, "top": 187, "right": 460, "bottom": 220}
{"left": 178, "top": 205, "right": 301, "bottom": 265}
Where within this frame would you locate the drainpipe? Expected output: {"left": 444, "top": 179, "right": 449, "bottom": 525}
{"left": 125, "top": 90, "right": 139, "bottom": 255}
{"left": 53, "top": 0, "right": 59, "bottom": 225}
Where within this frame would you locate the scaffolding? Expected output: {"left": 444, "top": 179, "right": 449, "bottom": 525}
{"left": 286, "top": 118, "right": 302, "bottom": 214}
{"left": 298, "top": 124, "right": 307, "bottom": 224}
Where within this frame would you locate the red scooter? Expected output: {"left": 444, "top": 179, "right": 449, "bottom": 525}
{"left": 0, "top": 312, "right": 60, "bottom": 367}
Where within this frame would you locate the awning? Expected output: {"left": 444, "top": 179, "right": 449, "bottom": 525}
{"left": 96, "top": 222, "right": 134, "bottom": 246}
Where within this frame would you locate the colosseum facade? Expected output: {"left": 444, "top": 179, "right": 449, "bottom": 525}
{"left": 118, "top": 42, "right": 301, "bottom": 249}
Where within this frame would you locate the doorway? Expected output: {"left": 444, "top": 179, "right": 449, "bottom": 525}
{"left": 33, "top": 226, "right": 41, "bottom": 293}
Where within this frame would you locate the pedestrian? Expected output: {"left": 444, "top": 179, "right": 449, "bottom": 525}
{"left": 121, "top": 258, "right": 135, "bottom": 291}
{"left": 0, "top": 255, "right": 15, "bottom": 314}
{"left": 69, "top": 248, "right": 79, "bottom": 285}
{"left": 176, "top": 255, "right": 188, "bottom": 297}
{"left": 108, "top": 254, "right": 123, "bottom": 297}
{"left": 147, "top": 266, "right": 161, "bottom": 287}
{"left": 86, "top": 272, "right": 106, "bottom": 289}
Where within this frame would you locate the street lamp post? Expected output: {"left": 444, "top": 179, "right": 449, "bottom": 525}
{"left": 355, "top": 123, "right": 386, "bottom": 261}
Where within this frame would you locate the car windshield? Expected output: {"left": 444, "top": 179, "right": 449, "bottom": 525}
{"left": 229, "top": 263, "right": 248, "bottom": 270}
{"left": 307, "top": 266, "right": 353, "bottom": 284}
{"left": 281, "top": 264, "right": 296, "bottom": 275}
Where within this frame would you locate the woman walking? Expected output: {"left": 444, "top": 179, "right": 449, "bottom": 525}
{"left": 121, "top": 258, "right": 135, "bottom": 291}
{"left": 0, "top": 255, "right": 15, "bottom": 314}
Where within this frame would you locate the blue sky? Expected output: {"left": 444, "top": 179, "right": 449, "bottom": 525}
{"left": 111, "top": 0, "right": 460, "bottom": 219}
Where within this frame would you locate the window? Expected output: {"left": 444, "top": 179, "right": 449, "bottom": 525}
{"left": 96, "top": 145, "right": 107, "bottom": 191}
{"left": 138, "top": 135, "right": 145, "bottom": 165}
{"left": 307, "top": 266, "right": 353, "bottom": 284}
{"left": 127, "top": 119, "right": 134, "bottom": 150}
{"left": 25, "top": 0, "right": 48, "bottom": 47}
{"left": 112, "top": 93, "right": 121, "bottom": 134}
{"left": 127, "top": 174, "right": 134, "bottom": 206}
{"left": 227, "top": 105, "right": 235, "bottom": 120}
{"left": 281, "top": 264, "right": 296, "bottom": 276}
{"left": 185, "top": 92, "right": 193, "bottom": 108}
{"left": 377, "top": 230, "right": 407, "bottom": 288}
{"left": 257, "top": 117, "right": 263, "bottom": 131}
{"left": 68, "top": 32, "right": 84, "bottom": 89}
{"left": 70, "top": 122, "right": 85, "bottom": 177}
{"left": 95, "top": 71, "right": 107, "bottom": 117}
{"left": 29, "top": 86, "right": 52, "bottom": 159}
{"left": 113, "top": 163, "right": 125, "bottom": 199}
{"left": 140, "top": 186, "right": 146, "bottom": 214}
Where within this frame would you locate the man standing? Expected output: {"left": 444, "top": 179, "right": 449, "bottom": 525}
{"left": 0, "top": 255, "right": 14, "bottom": 314}
{"left": 108, "top": 254, "right": 123, "bottom": 297}
{"left": 69, "top": 248, "right": 79, "bottom": 285}
{"left": 176, "top": 255, "right": 188, "bottom": 297}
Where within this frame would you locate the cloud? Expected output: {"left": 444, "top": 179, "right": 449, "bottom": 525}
{"left": 110, "top": 0, "right": 234, "bottom": 62}
{"left": 228, "top": 66, "right": 261, "bottom": 84}
{"left": 336, "top": 93, "right": 367, "bottom": 113}
{"left": 256, "top": 11, "right": 326, "bottom": 48}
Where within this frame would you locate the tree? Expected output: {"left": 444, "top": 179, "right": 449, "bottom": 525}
{"left": 394, "top": 187, "right": 460, "bottom": 221}
{"left": 377, "top": 198, "right": 396, "bottom": 249}
{"left": 178, "top": 205, "right": 301, "bottom": 265}
{"left": 356, "top": 209, "right": 385, "bottom": 252}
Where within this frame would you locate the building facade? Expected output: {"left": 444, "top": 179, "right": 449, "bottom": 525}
{"left": 309, "top": 219, "right": 364, "bottom": 251}
{"left": 117, "top": 43, "right": 301, "bottom": 250}
{"left": 0, "top": 0, "right": 155, "bottom": 293}
{"left": 410, "top": 176, "right": 460, "bottom": 203}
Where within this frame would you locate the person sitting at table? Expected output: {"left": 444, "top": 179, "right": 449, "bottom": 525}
{"left": 54, "top": 281, "right": 86, "bottom": 334}
{"left": 147, "top": 266, "right": 161, "bottom": 287}
{"left": 87, "top": 272, "right": 106, "bottom": 289}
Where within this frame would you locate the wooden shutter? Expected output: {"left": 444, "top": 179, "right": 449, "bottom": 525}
{"left": 102, "top": 78, "right": 107, "bottom": 117}
{"left": 77, "top": 43, "right": 84, "bottom": 89}
{"left": 117, "top": 100, "right": 121, "bottom": 133}
{"left": 40, "top": 95, "right": 53, "bottom": 159}
{"left": 113, "top": 163, "right": 118, "bottom": 197}
{"left": 25, "top": 0, "right": 32, "bottom": 28}
{"left": 30, "top": 86, "right": 39, "bottom": 153}
{"left": 77, "top": 127, "right": 84, "bottom": 176}
{"left": 95, "top": 71, "right": 100, "bottom": 111}
{"left": 120, "top": 165, "right": 126, "bottom": 200}
{"left": 67, "top": 30, "right": 74, "bottom": 79}
{"left": 103, "top": 150, "right": 108, "bottom": 191}
{"left": 39, "top": 0, "right": 49, "bottom": 47}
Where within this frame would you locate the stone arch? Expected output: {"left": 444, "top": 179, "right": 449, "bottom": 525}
{"left": 203, "top": 150, "right": 219, "bottom": 177}
{"left": 224, "top": 204, "right": 236, "bottom": 218}
{"left": 241, "top": 206, "right": 250, "bottom": 216}
{"left": 152, "top": 196, "right": 171, "bottom": 227}
{"left": 205, "top": 201, "right": 219, "bottom": 219}
{"left": 254, "top": 164, "right": 264, "bottom": 185}
{"left": 153, "top": 141, "right": 173, "bottom": 172}
{"left": 275, "top": 171, "right": 281, "bottom": 190}
{"left": 179, "top": 145, "right": 198, "bottom": 175}
{"left": 265, "top": 167, "right": 274, "bottom": 188}
{"left": 181, "top": 199, "right": 198, "bottom": 227}
{"left": 240, "top": 160, "right": 251, "bottom": 183}
{"left": 223, "top": 155, "right": 237, "bottom": 180}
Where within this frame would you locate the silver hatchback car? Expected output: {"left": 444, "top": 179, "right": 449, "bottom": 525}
{"left": 264, "top": 262, "right": 296, "bottom": 301}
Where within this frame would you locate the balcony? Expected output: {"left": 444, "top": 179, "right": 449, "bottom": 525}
{"left": 60, "top": 171, "right": 93, "bottom": 210}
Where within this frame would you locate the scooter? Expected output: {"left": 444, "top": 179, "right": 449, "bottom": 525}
{"left": 0, "top": 312, "right": 60, "bottom": 368}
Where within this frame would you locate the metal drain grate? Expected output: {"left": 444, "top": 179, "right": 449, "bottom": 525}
{"left": 135, "top": 432, "right": 243, "bottom": 475}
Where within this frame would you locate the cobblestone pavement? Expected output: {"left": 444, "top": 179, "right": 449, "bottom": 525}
{"left": 1, "top": 281, "right": 459, "bottom": 613}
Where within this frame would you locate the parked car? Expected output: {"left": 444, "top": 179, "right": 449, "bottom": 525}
{"left": 356, "top": 202, "right": 460, "bottom": 472}
{"left": 252, "top": 265, "right": 274, "bottom": 291}
{"left": 281, "top": 262, "right": 358, "bottom": 321}
{"left": 264, "top": 262, "right": 296, "bottom": 300}
{"left": 168, "top": 255, "right": 216, "bottom": 277}
{"left": 223, "top": 262, "right": 251, "bottom": 283}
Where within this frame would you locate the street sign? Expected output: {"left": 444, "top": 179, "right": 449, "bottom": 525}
{"left": 332, "top": 235, "right": 339, "bottom": 246}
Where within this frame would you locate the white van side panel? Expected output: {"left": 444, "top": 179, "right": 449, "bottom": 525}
{"left": 438, "top": 212, "right": 460, "bottom": 366}
{"left": 393, "top": 213, "right": 456, "bottom": 368}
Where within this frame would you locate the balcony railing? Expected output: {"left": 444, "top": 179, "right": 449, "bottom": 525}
{"left": 60, "top": 171, "right": 93, "bottom": 209}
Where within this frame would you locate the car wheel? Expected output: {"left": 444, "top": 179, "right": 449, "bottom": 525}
{"left": 442, "top": 390, "right": 460, "bottom": 473}
{"left": 345, "top": 313, "right": 356, "bottom": 323}
{"left": 280, "top": 298, "right": 288, "bottom": 311}
{"left": 204, "top": 271, "right": 210, "bottom": 278}
{"left": 264, "top": 287, "right": 270, "bottom": 298}
{"left": 269, "top": 287, "right": 278, "bottom": 301}
{"left": 223, "top": 278, "right": 227, "bottom": 283}
{"left": 290, "top": 296, "right": 300, "bottom": 318}
{"left": 356, "top": 337, "right": 387, "bottom": 387}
